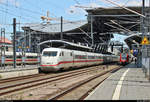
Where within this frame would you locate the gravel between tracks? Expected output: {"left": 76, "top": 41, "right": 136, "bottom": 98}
{"left": 0, "top": 64, "right": 120, "bottom": 100}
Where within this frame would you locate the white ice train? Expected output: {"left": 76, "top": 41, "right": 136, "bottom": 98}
{"left": 40, "top": 47, "right": 120, "bottom": 72}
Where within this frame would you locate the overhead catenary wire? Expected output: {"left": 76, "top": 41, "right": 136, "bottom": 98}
{"left": 123, "top": 0, "right": 130, "bottom": 6}
{"left": 4, "top": 0, "right": 8, "bottom": 25}
{"left": 0, "top": 4, "right": 41, "bottom": 22}
{"left": 73, "top": 0, "right": 81, "bottom": 5}
{"left": 100, "top": 0, "right": 146, "bottom": 18}
{"left": 104, "top": 22, "right": 127, "bottom": 32}
{"left": 110, "top": 20, "right": 132, "bottom": 32}
{"left": 0, "top": 8, "right": 34, "bottom": 22}
{"left": 23, "top": 0, "right": 45, "bottom": 14}
{"left": 40, "top": 0, "right": 65, "bottom": 17}
{"left": 22, "top": 0, "right": 58, "bottom": 18}
{"left": 0, "top": 2, "right": 44, "bottom": 16}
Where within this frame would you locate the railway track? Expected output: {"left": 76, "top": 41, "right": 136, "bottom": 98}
{"left": 0, "top": 65, "right": 97, "bottom": 84}
{"left": 0, "top": 65, "right": 110, "bottom": 99}
{"left": 48, "top": 66, "right": 121, "bottom": 100}
{"left": 0, "top": 73, "right": 45, "bottom": 84}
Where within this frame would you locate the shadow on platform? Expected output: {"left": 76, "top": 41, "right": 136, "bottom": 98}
{"left": 123, "top": 63, "right": 141, "bottom": 68}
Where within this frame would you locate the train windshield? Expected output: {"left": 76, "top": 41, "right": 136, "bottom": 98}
{"left": 122, "top": 54, "right": 126, "bottom": 59}
{"left": 43, "top": 51, "right": 57, "bottom": 57}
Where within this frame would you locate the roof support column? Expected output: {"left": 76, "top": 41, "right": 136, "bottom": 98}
{"left": 91, "top": 15, "right": 94, "bottom": 47}
{"left": 13, "top": 18, "right": 16, "bottom": 68}
{"left": 61, "top": 16, "right": 63, "bottom": 40}
{"left": 142, "top": 0, "right": 145, "bottom": 37}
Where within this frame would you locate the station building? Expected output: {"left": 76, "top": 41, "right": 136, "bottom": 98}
{"left": 0, "top": 37, "right": 13, "bottom": 52}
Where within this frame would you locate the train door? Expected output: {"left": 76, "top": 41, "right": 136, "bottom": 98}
{"left": 59, "top": 51, "right": 64, "bottom": 69}
{"left": 119, "top": 53, "right": 122, "bottom": 64}
{"left": 126, "top": 53, "right": 129, "bottom": 63}
{"left": 63, "top": 50, "right": 74, "bottom": 69}
{"left": 71, "top": 51, "right": 74, "bottom": 67}
{"left": 69, "top": 50, "right": 74, "bottom": 68}
{"left": 103, "top": 55, "right": 107, "bottom": 64}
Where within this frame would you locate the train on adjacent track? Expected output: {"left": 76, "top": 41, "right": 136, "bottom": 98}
{"left": 40, "top": 47, "right": 124, "bottom": 72}
{"left": 0, "top": 52, "right": 38, "bottom": 65}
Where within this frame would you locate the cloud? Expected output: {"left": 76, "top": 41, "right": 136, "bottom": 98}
{"left": 123, "top": 0, "right": 150, "bottom": 7}
{"left": 0, "top": 0, "right": 20, "bottom": 7}
{"left": 0, "top": 0, "right": 5, "bottom": 3}
{"left": 97, "top": 0, "right": 149, "bottom": 7}
{"left": 66, "top": 2, "right": 101, "bottom": 15}
{"left": 86, "top": 2, "right": 101, "bottom": 8}
{"left": 9, "top": 0, "right": 20, "bottom": 7}
{"left": 120, "top": 0, "right": 142, "bottom": 7}
{"left": 67, "top": 0, "right": 149, "bottom": 16}
{"left": 66, "top": 5, "right": 87, "bottom": 15}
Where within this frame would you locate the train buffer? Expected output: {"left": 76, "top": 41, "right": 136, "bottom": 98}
{"left": 85, "top": 63, "right": 150, "bottom": 100}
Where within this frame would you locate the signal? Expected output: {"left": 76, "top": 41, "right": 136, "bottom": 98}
{"left": 141, "top": 36, "right": 149, "bottom": 45}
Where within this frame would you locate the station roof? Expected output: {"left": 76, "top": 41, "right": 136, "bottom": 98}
{"left": 23, "top": 20, "right": 88, "bottom": 34}
{"left": 124, "top": 34, "right": 142, "bottom": 50}
{"left": 86, "top": 6, "right": 142, "bottom": 15}
{"left": 86, "top": 6, "right": 146, "bottom": 35}
{"left": 86, "top": 6, "right": 148, "bottom": 50}
{"left": 22, "top": 6, "right": 147, "bottom": 52}
{"left": 22, "top": 6, "right": 145, "bottom": 35}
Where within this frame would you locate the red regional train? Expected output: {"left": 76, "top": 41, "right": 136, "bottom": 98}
{"left": 119, "top": 53, "right": 131, "bottom": 65}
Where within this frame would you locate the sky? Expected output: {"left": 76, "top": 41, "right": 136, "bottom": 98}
{"left": 0, "top": 0, "right": 148, "bottom": 41}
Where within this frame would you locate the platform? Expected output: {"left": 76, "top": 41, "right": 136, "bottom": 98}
{"left": 0, "top": 65, "right": 39, "bottom": 79}
{"left": 0, "top": 65, "right": 38, "bottom": 72}
{"left": 85, "top": 63, "right": 150, "bottom": 100}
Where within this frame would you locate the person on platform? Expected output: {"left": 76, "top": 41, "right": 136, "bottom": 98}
{"left": 135, "top": 58, "right": 137, "bottom": 65}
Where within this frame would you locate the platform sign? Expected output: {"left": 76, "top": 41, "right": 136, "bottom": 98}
{"left": 141, "top": 36, "right": 150, "bottom": 45}
{"left": 133, "top": 49, "right": 138, "bottom": 56}
{"left": 26, "top": 48, "right": 30, "bottom": 52}
{"left": 17, "top": 48, "right": 21, "bottom": 52}
{"left": 1, "top": 56, "right": 5, "bottom": 64}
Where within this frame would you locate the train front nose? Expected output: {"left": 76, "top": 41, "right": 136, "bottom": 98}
{"left": 40, "top": 51, "right": 59, "bottom": 72}
{"left": 40, "top": 58, "right": 58, "bottom": 71}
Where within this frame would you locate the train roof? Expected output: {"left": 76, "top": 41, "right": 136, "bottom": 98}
{"left": 1, "top": 52, "right": 38, "bottom": 56}
{"left": 42, "top": 48, "right": 104, "bottom": 56}
{"left": 43, "top": 48, "right": 62, "bottom": 51}
{"left": 39, "top": 40, "right": 93, "bottom": 52}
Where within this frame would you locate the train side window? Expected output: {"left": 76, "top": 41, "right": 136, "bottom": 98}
{"left": 17, "top": 55, "right": 22, "bottom": 58}
{"left": 6, "top": 55, "right": 13, "bottom": 58}
{"left": 59, "top": 53, "right": 61, "bottom": 56}
{"left": 62, "top": 52, "right": 64, "bottom": 56}
{"left": 70, "top": 52, "right": 72, "bottom": 56}
{"left": 6, "top": 46, "right": 8, "bottom": 51}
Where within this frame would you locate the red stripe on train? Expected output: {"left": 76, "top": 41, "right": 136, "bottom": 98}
{"left": 0, "top": 59, "right": 38, "bottom": 62}
{"left": 40, "top": 59, "right": 104, "bottom": 67}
